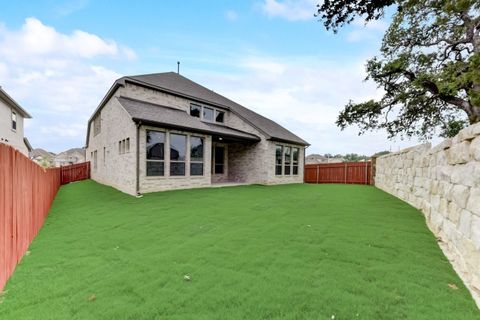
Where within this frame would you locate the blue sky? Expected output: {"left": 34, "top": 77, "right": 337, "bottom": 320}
{"left": 0, "top": 0, "right": 436, "bottom": 154}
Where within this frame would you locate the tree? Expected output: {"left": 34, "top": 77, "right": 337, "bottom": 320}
{"left": 372, "top": 150, "right": 391, "bottom": 157}
{"left": 316, "top": 0, "right": 480, "bottom": 138}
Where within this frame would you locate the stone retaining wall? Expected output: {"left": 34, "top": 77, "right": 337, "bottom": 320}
{"left": 375, "top": 123, "right": 480, "bottom": 306}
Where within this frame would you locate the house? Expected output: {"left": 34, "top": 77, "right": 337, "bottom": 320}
{"left": 53, "top": 148, "right": 86, "bottom": 167}
{"left": 30, "top": 148, "right": 55, "bottom": 167}
{"left": 86, "top": 72, "right": 309, "bottom": 196}
{"left": 0, "top": 86, "right": 32, "bottom": 155}
{"left": 306, "top": 154, "right": 327, "bottom": 164}
{"left": 306, "top": 154, "right": 345, "bottom": 164}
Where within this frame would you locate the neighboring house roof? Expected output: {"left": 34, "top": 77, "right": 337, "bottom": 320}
{"left": 87, "top": 72, "right": 309, "bottom": 146}
{"left": 30, "top": 148, "right": 55, "bottom": 159}
{"left": 55, "top": 148, "right": 86, "bottom": 161}
{"left": 118, "top": 96, "right": 260, "bottom": 142}
{"left": 0, "top": 86, "right": 32, "bottom": 118}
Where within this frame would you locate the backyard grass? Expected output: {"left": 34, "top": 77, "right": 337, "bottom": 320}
{"left": 0, "top": 181, "right": 479, "bottom": 319}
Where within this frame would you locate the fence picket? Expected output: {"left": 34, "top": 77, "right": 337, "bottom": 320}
{"left": 304, "top": 161, "right": 372, "bottom": 185}
{"left": 0, "top": 143, "right": 61, "bottom": 291}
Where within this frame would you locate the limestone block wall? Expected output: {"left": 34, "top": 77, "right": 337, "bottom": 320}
{"left": 375, "top": 123, "right": 480, "bottom": 305}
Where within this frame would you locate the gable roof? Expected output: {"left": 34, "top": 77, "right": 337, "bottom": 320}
{"left": 30, "top": 148, "right": 55, "bottom": 159}
{"left": 87, "top": 72, "right": 309, "bottom": 146}
{"left": 118, "top": 96, "right": 260, "bottom": 142}
{"left": 0, "top": 86, "right": 32, "bottom": 118}
{"left": 126, "top": 72, "right": 309, "bottom": 145}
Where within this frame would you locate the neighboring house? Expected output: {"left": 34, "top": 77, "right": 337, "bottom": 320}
{"left": 306, "top": 154, "right": 345, "bottom": 164}
{"left": 306, "top": 154, "right": 327, "bottom": 164}
{"left": 0, "top": 86, "right": 32, "bottom": 155}
{"left": 30, "top": 148, "right": 55, "bottom": 167}
{"left": 86, "top": 72, "right": 309, "bottom": 195}
{"left": 54, "top": 148, "right": 86, "bottom": 167}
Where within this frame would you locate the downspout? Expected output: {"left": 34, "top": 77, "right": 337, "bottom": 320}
{"left": 303, "top": 145, "right": 308, "bottom": 183}
{"left": 136, "top": 121, "right": 141, "bottom": 197}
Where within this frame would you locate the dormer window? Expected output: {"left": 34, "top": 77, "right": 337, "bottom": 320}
{"left": 11, "top": 111, "right": 17, "bottom": 131}
{"left": 215, "top": 110, "right": 224, "bottom": 123}
{"left": 203, "top": 107, "right": 214, "bottom": 121}
{"left": 189, "top": 103, "right": 225, "bottom": 123}
{"left": 190, "top": 104, "right": 201, "bottom": 118}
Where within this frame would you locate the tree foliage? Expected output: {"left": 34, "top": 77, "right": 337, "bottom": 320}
{"left": 316, "top": 0, "right": 480, "bottom": 138}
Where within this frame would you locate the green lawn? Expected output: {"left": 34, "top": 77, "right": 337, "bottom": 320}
{"left": 1, "top": 181, "right": 479, "bottom": 319}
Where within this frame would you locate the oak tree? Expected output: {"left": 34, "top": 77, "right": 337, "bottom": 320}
{"left": 316, "top": 0, "right": 480, "bottom": 138}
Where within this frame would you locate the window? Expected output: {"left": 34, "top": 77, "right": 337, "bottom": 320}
{"left": 215, "top": 110, "right": 225, "bottom": 123}
{"left": 93, "top": 114, "right": 101, "bottom": 136}
{"left": 146, "top": 130, "right": 165, "bottom": 176}
{"left": 121, "top": 139, "right": 126, "bottom": 154}
{"left": 190, "top": 136, "right": 204, "bottom": 176}
{"left": 103, "top": 147, "right": 106, "bottom": 166}
{"left": 93, "top": 150, "right": 97, "bottom": 170}
{"left": 292, "top": 148, "right": 299, "bottom": 175}
{"left": 284, "top": 147, "right": 291, "bottom": 175}
{"left": 170, "top": 134, "right": 186, "bottom": 176}
{"left": 190, "top": 104, "right": 201, "bottom": 118}
{"left": 275, "top": 145, "right": 283, "bottom": 175}
{"left": 119, "top": 141, "right": 122, "bottom": 154}
{"left": 190, "top": 103, "right": 226, "bottom": 123}
{"left": 126, "top": 138, "right": 130, "bottom": 153}
{"left": 203, "top": 107, "right": 214, "bottom": 121}
{"left": 11, "top": 111, "right": 17, "bottom": 131}
{"left": 214, "top": 146, "right": 225, "bottom": 174}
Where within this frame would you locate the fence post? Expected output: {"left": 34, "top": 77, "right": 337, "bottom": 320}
{"left": 370, "top": 156, "right": 377, "bottom": 185}
{"left": 316, "top": 165, "right": 319, "bottom": 184}
{"left": 365, "top": 161, "right": 368, "bottom": 185}
{"left": 344, "top": 163, "right": 347, "bottom": 184}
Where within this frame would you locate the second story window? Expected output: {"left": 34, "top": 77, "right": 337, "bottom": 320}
{"left": 190, "top": 104, "right": 201, "bottom": 118}
{"left": 190, "top": 103, "right": 226, "bottom": 123}
{"left": 215, "top": 110, "right": 224, "bottom": 123}
{"left": 203, "top": 107, "right": 214, "bottom": 121}
{"left": 11, "top": 111, "right": 17, "bottom": 131}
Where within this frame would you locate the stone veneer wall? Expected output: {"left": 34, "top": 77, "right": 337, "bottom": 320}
{"left": 375, "top": 123, "right": 480, "bottom": 306}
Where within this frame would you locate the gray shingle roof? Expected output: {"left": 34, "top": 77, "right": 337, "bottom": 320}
{"left": 0, "top": 86, "right": 32, "bottom": 118}
{"left": 125, "top": 72, "right": 309, "bottom": 146}
{"left": 117, "top": 96, "right": 261, "bottom": 142}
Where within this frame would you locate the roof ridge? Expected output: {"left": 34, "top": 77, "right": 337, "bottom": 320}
{"left": 117, "top": 95, "right": 185, "bottom": 113}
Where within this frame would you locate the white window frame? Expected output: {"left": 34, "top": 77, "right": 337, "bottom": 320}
{"left": 169, "top": 133, "right": 187, "bottom": 176}
{"left": 146, "top": 130, "right": 166, "bottom": 177}
{"left": 189, "top": 136, "right": 204, "bottom": 176}
{"left": 11, "top": 110, "right": 17, "bottom": 132}
{"left": 275, "top": 144, "right": 301, "bottom": 177}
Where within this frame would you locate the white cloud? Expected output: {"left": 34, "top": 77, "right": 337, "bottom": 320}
{"left": 0, "top": 18, "right": 135, "bottom": 60}
{"left": 260, "top": 0, "right": 318, "bottom": 21}
{"left": 55, "top": 0, "right": 89, "bottom": 16}
{"left": 225, "top": 10, "right": 239, "bottom": 21}
{"left": 0, "top": 18, "right": 133, "bottom": 152}
{"left": 196, "top": 54, "right": 436, "bottom": 156}
{"left": 346, "top": 19, "right": 388, "bottom": 43}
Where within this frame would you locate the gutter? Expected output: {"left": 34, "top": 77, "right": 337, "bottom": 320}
{"left": 136, "top": 121, "right": 141, "bottom": 196}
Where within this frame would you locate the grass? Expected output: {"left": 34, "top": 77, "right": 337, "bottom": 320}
{"left": 0, "top": 180, "right": 479, "bottom": 320}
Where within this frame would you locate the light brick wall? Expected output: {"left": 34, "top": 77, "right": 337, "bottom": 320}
{"left": 86, "top": 97, "right": 137, "bottom": 195}
{"left": 265, "top": 141, "right": 305, "bottom": 184}
{"left": 375, "top": 122, "right": 480, "bottom": 306}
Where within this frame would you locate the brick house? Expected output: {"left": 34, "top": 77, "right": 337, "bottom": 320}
{"left": 86, "top": 72, "right": 309, "bottom": 195}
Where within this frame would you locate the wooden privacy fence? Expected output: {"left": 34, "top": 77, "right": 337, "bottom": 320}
{"left": 61, "top": 162, "right": 90, "bottom": 185}
{"left": 304, "top": 161, "right": 373, "bottom": 185}
{"left": 0, "top": 143, "right": 61, "bottom": 291}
